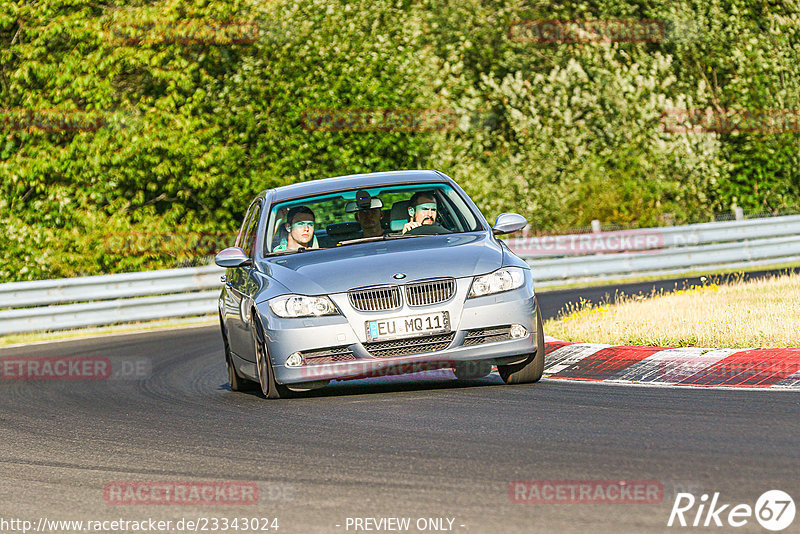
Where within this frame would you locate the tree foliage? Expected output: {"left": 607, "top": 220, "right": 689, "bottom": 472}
{"left": 2, "top": 0, "right": 798, "bottom": 280}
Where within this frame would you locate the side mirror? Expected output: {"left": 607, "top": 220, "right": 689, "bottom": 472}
{"left": 214, "top": 247, "right": 252, "bottom": 268}
{"left": 492, "top": 213, "right": 527, "bottom": 236}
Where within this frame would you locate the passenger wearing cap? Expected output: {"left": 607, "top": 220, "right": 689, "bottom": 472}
{"left": 347, "top": 190, "right": 387, "bottom": 238}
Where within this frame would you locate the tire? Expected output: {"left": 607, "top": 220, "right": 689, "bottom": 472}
{"left": 227, "top": 352, "right": 258, "bottom": 392}
{"left": 498, "top": 301, "right": 546, "bottom": 385}
{"left": 453, "top": 361, "right": 492, "bottom": 380}
{"left": 220, "top": 312, "right": 256, "bottom": 392}
{"left": 252, "top": 316, "right": 293, "bottom": 399}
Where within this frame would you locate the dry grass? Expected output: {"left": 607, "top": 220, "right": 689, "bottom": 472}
{"left": 544, "top": 272, "right": 800, "bottom": 348}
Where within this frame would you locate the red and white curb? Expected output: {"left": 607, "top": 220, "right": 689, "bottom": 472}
{"left": 543, "top": 337, "right": 800, "bottom": 389}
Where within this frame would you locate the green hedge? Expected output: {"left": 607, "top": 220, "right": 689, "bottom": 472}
{"left": 2, "top": 0, "right": 798, "bottom": 281}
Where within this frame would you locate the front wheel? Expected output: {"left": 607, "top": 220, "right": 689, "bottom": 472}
{"left": 252, "top": 316, "right": 293, "bottom": 399}
{"left": 498, "top": 302, "right": 546, "bottom": 384}
{"left": 227, "top": 353, "right": 257, "bottom": 392}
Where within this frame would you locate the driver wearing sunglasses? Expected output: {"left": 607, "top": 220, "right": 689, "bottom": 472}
{"left": 273, "top": 205, "right": 318, "bottom": 251}
{"left": 402, "top": 191, "right": 438, "bottom": 234}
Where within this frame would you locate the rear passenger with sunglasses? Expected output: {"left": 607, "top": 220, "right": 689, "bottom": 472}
{"left": 274, "top": 205, "right": 318, "bottom": 251}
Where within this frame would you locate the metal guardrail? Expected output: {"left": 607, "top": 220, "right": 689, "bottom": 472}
{"left": 1, "top": 215, "right": 799, "bottom": 335}
{"left": 527, "top": 236, "right": 800, "bottom": 286}
{"left": 0, "top": 266, "right": 223, "bottom": 308}
{"left": 506, "top": 214, "right": 800, "bottom": 255}
{"left": 507, "top": 214, "right": 800, "bottom": 286}
{"left": 0, "top": 265, "right": 224, "bottom": 335}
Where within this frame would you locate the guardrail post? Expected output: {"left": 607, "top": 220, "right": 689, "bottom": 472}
{"left": 734, "top": 207, "right": 744, "bottom": 221}
{"left": 591, "top": 219, "right": 601, "bottom": 233}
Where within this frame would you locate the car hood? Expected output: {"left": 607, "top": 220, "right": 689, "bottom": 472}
{"left": 257, "top": 232, "right": 504, "bottom": 296}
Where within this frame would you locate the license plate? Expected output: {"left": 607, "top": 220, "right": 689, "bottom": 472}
{"left": 366, "top": 311, "right": 450, "bottom": 341}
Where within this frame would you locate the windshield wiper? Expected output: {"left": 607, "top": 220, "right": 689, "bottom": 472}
{"left": 265, "top": 246, "right": 322, "bottom": 257}
{"left": 337, "top": 234, "right": 422, "bottom": 246}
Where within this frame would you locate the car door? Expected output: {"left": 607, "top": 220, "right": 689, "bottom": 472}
{"left": 220, "top": 205, "right": 253, "bottom": 347}
{"left": 226, "top": 199, "right": 263, "bottom": 362}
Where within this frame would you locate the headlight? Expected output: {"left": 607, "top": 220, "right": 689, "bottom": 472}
{"left": 468, "top": 267, "right": 525, "bottom": 298}
{"left": 268, "top": 295, "right": 339, "bottom": 318}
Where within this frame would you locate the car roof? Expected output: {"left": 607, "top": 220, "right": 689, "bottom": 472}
{"left": 269, "top": 170, "right": 454, "bottom": 202}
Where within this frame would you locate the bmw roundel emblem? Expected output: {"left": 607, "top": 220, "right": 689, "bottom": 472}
{"left": 393, "top": 273, "right": 406, "bottom": 280}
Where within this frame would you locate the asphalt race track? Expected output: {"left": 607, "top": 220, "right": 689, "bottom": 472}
{"left": 1, "top": 277, "right": 799, "bottom": 533}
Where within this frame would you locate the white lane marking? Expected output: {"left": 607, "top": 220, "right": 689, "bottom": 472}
{"left": 605, "top": 347, "right": 738, "bottom": 384}
{"left": 543, "top": 376, "right": 800, "bottom": 391}
{"left": 540, "top": 339, "right": 800, "bottom": 389}
{"left": 544, "top": 343, "right": 610, "bottom": 376}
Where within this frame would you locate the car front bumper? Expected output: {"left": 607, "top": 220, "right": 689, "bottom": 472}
{"left": 262, "top": 286, "right": 539, "bottom": 385}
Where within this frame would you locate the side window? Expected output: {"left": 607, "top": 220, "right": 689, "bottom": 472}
{"left": 434, "top": 191, "right": 461, "bottom": 232}
{"left": 242, "top": 202, "right": 263, "bottom": 259}
{"left": 266, "top": 205, "right": 288, "bottom": 254}
{"left": 441, "top": 188, "right": 479, "bottom": 232}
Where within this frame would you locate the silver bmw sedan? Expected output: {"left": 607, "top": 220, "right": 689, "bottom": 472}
{"left": 216, "top": 170, "right": 544, "bottom": 398}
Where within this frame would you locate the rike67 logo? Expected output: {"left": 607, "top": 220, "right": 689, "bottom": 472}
{"left": 668, "top": 490, "right": 795, "bottom": 531}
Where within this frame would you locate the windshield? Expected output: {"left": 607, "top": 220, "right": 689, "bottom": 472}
{"left": 263, "top": 182, "right": 482, "bottom": 255}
